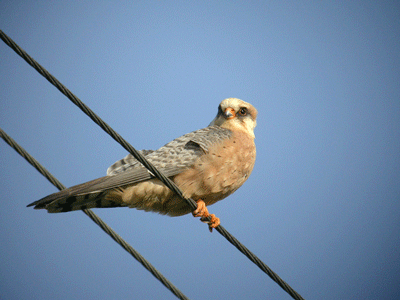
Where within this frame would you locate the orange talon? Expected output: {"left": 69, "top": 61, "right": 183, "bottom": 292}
{"left": 192, "top": 199, "right": 209, "bottom": 218}
{"left": 193, "top": 200, "right": 220, "bottom": 232}
{"left": 201, "top": 214, "right": 221, "bottom": 232}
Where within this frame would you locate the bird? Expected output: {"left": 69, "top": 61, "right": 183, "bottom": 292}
{"left": 28, "top": 98, "right": 257, "bottom": 231}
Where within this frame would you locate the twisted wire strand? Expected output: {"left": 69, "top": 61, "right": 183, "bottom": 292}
{"left": 0, "top": 29, "right": 305, "bottom": 300}
{"left": 0, "top": 127, "right": 190, "bottom": 300}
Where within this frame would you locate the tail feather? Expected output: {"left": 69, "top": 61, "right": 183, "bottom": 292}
{"left": 51, "top": 192, "right": 125, "bottom": 212}
{"left": 29, "top": 191, "right": 126, "bottom": 213}
{"left": 27, "top": 173, "right": 128, "bottom": 213}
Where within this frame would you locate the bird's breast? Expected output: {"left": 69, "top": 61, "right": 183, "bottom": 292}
{"left": 173, "top": 130, "right": 256, "bottom": 206}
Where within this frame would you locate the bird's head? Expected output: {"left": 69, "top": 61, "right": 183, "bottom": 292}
{"left": 209, "top": 98, "right": 258, "bottom": 138}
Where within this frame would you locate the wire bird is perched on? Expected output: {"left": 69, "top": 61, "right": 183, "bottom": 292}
{"left": 28, "top": 98, "right": 257, "bottom": 231}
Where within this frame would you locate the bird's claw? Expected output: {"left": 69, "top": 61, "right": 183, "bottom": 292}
{"left": 192, "top": 199, "right": 209, "bottom": 218}
{"left": 192, "top": 200, "right": 220, "bottom": 232}
{"left": 200, "top": 214, "right": 221, "bottom": 232}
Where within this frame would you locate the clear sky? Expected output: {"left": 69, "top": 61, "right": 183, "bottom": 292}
{"left": 1, "top": 1, "right": 399, "bottom": 299}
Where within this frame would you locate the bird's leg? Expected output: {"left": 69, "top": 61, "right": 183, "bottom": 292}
{"left": 192, "top": 199, "right": 220, "bottom": 232}
{"left": 192, "top": 199, "right": 209, "bottom": 217}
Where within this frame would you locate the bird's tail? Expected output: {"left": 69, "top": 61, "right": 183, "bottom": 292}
{"left": 27, "top": 177, "right": 126, "bottom": 213}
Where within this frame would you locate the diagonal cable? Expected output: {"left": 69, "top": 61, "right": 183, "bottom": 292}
{"left": 0, "top": 127, "right": 190, "bottom": 300}
{"left": 0, "top": 29, "right": 305, "bottom": 300}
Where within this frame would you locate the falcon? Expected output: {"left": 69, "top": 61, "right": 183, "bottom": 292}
{"left": 28, "top": 98, "right": 257, "bottom": 231}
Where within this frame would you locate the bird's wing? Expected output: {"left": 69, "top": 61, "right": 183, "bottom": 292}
{"left": 107, "top": 149, "right": 154, "bottom": 176}
{"left": 28, "top": 125, "right": 232, "bottom": 209}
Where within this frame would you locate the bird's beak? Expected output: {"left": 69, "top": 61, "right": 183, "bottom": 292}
{"left": 223, "top": 107, "right": 236, "bottom": 119}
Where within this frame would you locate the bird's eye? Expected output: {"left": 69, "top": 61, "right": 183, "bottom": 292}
{"left": 238, "top": 107, "right": 248, "bottom": 116}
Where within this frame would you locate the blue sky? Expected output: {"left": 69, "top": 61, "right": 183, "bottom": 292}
{"left": 1, "top": 1, "right": 399, "bottom": 299}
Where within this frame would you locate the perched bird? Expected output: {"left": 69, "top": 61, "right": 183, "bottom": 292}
{"left": 28, "top": 98, "right": 257, "bottom": 231}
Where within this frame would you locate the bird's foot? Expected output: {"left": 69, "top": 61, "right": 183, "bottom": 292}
{"left": 201, "top": 214, "right": 220, "bottom": 232}
{"left": 192, "top": 199, "right": 209, "bottom": 218}
{"left": 192, "top": 200, "right": 220, "bottom": 232}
